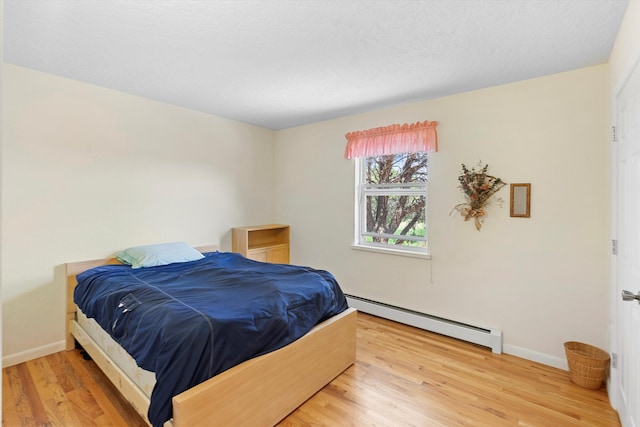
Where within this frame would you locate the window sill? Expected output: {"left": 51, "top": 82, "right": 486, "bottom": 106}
{"left": 350, "top": 244, "right": 431, "bottom": 259}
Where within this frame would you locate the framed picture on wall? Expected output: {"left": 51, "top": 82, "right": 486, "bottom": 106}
{"left": 510, "top": 183, "right": 531, "bottom": 218}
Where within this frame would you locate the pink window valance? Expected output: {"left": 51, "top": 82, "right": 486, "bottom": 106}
{"left": 344, "top": 120, "right": 438, "bottom": 159}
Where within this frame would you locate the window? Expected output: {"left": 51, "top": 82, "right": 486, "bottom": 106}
{"left": 354, "top": 152, "right": 428, "bottom": 255}
{"left": 344, "top": 120, "right": 437, "bottom": 257}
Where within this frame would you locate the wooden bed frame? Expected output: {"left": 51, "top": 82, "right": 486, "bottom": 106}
{"left": 65, "top": 245, "right": 357, "bottom": 427}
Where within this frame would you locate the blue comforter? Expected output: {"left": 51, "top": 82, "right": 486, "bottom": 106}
{"left": 74, "top": 251, "right": 348, "bottom": 427}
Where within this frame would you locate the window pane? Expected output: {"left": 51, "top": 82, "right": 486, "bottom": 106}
{"left": 366, "top": 152, "right": 428, "bottom": 185}
{"left": 365, "top": 194, "right": 426, "bottom": 247}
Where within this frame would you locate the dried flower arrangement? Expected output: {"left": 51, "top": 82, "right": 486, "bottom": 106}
{"left": 451, "top": 162, "right": 506, "bottom": 230}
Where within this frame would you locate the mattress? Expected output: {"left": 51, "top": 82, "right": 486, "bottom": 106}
{"left": 77, "top": 308, "right": 156, "bottom": 397}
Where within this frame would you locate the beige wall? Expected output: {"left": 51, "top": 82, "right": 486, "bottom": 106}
{"left": 274, "top": 64, "right": 609, "bottom": 368}
{"left": 1, "top": 46, "right": 619, "bottom": 369}
{"left": 1, "top": 64, "right": 276, "bottom": 365}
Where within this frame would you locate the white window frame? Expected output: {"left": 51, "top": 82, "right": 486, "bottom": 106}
{"left": 352, "top": 155, "right": 430, "bottom": 259}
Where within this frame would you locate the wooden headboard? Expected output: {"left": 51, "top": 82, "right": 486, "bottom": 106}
{"left": 65, "top": 244, "right": 219, "bottom": 351}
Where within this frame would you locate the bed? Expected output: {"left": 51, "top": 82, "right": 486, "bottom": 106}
{"left": 65, "top": 244, "right": 357, "bottom": 427}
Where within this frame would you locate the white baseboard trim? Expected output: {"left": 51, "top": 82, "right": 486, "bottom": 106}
{"left": 3, "top": 340, "right": 67, "bottom": 368}
{"left": 502, "top": 344, "right": 568, "bottom": 370}
{"left": 347, "top": 294, "right": 567, "bottom": 370}
{"left": 347, "top": 295, "right": 503, "bottom": 354}
{"left": 1, "top": 329, "right": 567, "bottom": 373}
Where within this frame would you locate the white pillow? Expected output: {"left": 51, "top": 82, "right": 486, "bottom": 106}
{"left": 115, "top": 242, "right": 204, "bottom": 269}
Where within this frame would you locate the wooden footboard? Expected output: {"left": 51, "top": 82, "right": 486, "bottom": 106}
{"left": 65, "top": 247, "right": 357, "bottom": 427}
{"left": 172, "top": 308, "right": 357, "bottom": 427}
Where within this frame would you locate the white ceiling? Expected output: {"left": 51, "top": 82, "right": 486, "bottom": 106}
{"left": 3, "top": 0, "right": 629, "bottom": 130}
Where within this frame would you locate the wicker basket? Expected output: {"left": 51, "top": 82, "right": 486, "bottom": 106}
{"left": 564, "top": 341, "right": 610, "bottom": 389}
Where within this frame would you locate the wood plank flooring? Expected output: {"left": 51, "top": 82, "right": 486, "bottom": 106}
{"left": 3, "top": 312, "right": 620, "bottom": 426}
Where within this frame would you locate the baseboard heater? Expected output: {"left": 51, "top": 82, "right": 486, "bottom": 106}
{"left": 346, "top": 294, "right": 502, "bottom": 354}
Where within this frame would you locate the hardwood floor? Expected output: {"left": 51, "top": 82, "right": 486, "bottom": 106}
{"left": 3, "top": 312, "right": 620, "bottom": 426}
